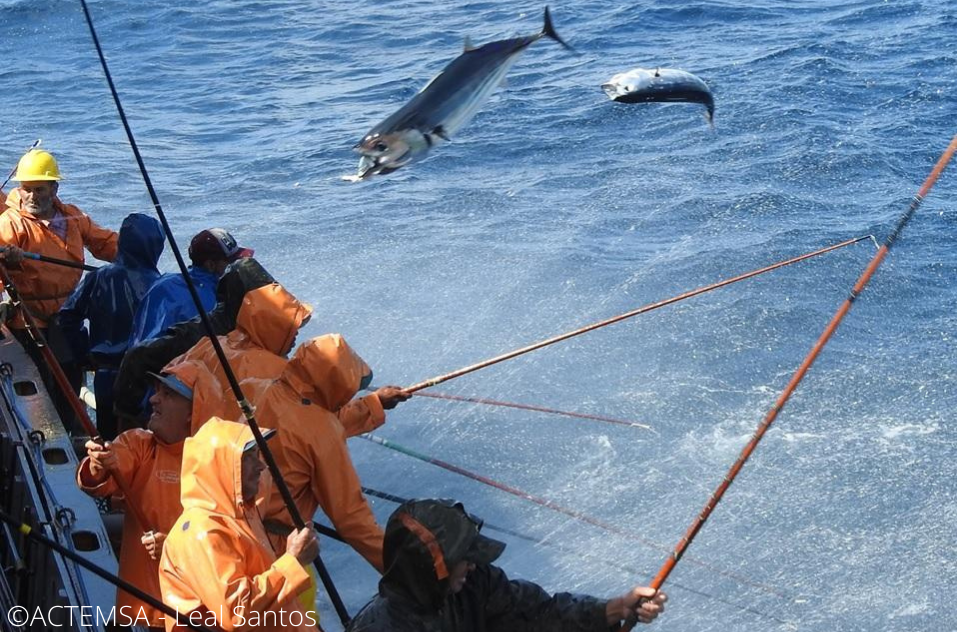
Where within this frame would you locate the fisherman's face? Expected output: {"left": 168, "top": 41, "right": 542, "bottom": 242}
{"left": 147, "top": 382, "right": 192, "bottom": 445}
{"left": 18, "top": 181, "right": 57, "bottom": 218}
{"left": 448, "top": 560, "right": 475, "bottom": 594}
{"left": 241, "top": 448, "right": 266, "bottom": 503}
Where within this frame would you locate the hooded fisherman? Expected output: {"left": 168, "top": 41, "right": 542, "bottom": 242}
{"left": 248, "top": 334, "right": 406, "bottom": 574}
{"left": 346, "top": 499, "right": 667, "bottom": 632}
{"left": 158, "top": 418, "right": 319, "bottom": 631}
{"left": 59, "top": 212, "right": 165, "bottom": 439}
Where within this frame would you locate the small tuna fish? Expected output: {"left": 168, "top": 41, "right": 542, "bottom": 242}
{"left": 350, "top": 7, "right": 573, "bottom": 181}
{"left": 602, "top": 67, "right": 715, "bottom": 127}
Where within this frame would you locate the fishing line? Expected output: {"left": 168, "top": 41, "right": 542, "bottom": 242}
{"left": 1, "top": 138, "right": 40, "bottom": 190}
{"left": 76, "top": 1, "right": 348, "bottom": 624}
{"left": 636, "top": 134, "right": 957, "bottom": 623}
{"left": 0, "top": 263, "right": 152, "bottom": 532}
{"left": 360, "top": 433, "right": 792, "bottom": 600}
{"left": 0, "top": 510, "right": 221, "bottom": 632}
{"left": 404, "top": 235, "right": 873, "bottom": 393}
{"left": 360, "top": 486, "right": 793, "bottom": 625}
{"left": 410, "top": 390, "right": 653, "bottom": 430}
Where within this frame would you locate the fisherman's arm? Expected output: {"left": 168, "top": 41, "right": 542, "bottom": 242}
{"left": 76, "top": 431, "right": 147, "bottom": 495}
{"left": 76, "top": 209, "right": 118, "bottom": 262}
{"left": 479, "top": 564, "right": 642, "bottom": 632}
{"left": 294, "top": 422, "right": 385, "bottom": 572}
{"left": 338, "top": 385, "right": 409, "bottom": 437}
{"left": 0, "top": 217, "right": 25, "bottom": 267}
{"left": 198, "top": 524, "right": 314, "bottom": 624}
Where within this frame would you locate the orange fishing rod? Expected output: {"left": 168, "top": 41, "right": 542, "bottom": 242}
{"left": 404, "top": 234, "right": 873, "bottom": 393}
{"left": 409, "top": 389, "right": 653, "bottom": 429}
{"left": 0, "top": 263, "right": 152, "bottom": 533}
{"left": 638, "top": 134, "right": 957, "bottom": 616}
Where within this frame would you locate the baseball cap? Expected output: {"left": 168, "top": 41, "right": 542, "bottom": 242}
{"left": 188, "top": 228, "right": 254, "bottom": 265}
{"left": 147, "top": 371, "right": 193, "bottom": 401}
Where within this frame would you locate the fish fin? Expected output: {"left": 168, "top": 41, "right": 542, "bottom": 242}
{"left": 542, "top": 6, "right": 577, "bottom": 54}
{"left": 432, "top": 126, "right": 451, "bottom": 141}
{"left": 655, "top": 67, "right": 661, "bottom": 77}
{"left": 463, "top": 35, "right": 476, "bottom": 52}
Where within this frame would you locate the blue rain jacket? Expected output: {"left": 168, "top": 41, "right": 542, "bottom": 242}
{"left": 59, "top": 213, "right": 165, "bottom": 367}
{"left": 128, "top": 265, "right": 218, "bottom": 347}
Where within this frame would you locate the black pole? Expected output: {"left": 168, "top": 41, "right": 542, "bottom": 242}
{"left": 0, "top": 510, "right": 220, "bottom": 632}
{"left": 22, "top": 251, "right": 97, "bottom": 272}
{"left": 76, "top": 1, "right": 349, "bottom": 625}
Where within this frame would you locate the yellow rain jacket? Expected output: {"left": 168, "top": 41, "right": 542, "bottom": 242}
{"left": 0, "top": 189, "right": 117, "bottom": 327}
{"left": 75, "top": 364, "right": 221, "bottom": 627}
{"left": 253, "top": 334, "right": 386, "bottom": 572}
{"left": 158, "top": 418, "right": 313, "bottom": 631}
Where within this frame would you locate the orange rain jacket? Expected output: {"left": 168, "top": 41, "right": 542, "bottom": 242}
{"left": 164, "top": 282, "right": 383, "bottom": 433}
{"left": 158, "top": 418, "right": 314, "bottom": 632}
{"left": 76, "top": 431, "right": 185, "bottom": 626}
{"left": 75, "top": 364, "right": 221, "bottom": 626}
{"left": 252, "top": 334, "right": 387, "bottom": 572}
{"left": 0, "top": 189, "right": 117, "bottom": 327}
{"left": 164, "top": 282, "right": 312, "bottom": 424}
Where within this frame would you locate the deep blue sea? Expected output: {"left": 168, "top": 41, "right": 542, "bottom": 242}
{"left": 2, "top": 0, "right": 955, "bottom": 630}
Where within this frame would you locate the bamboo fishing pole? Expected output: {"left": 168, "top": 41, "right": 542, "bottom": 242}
{"left": 77, "top": 1, "right": 349, "bottom": 624}
{"left": 0, "top": 263, "right": 152, "bottom": 533}
{"left": 0, "top": 510, "right": 221, "bottom": 632}
{"left": 404, "top": 234, "right": 873, "bottom": 393}
{"left": 631, "top": 134, "right": 957, "bottom": 625}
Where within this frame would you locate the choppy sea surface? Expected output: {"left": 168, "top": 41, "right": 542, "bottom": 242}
{"left": 2, "top": 0, "right": 955, "bottom": 630}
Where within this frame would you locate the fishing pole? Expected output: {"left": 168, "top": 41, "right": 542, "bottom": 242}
{"left": 404, "top": 234, "right": 874, "bottom": 393}
{"left": 76, "top": 1, "right": 349, "bottom": 624}
{"left": 630, "top": 134, "right": 957, "bottom": 628}
{"left": 360, "top": 433, "right": 790, "bottom": 600}
{"left": 0, "top": 249, "right": 98, "bottom": 272}
{"left": 0, "top": 263, "right": 152, "bottom": 533}
{"left": 411, "top": 390, "right": 653, "bottom": 430}
{"left": 359, "top": 486, "right": 793, "bottom": 625}
{"left": 0, "top": 510, "right": 221, "bottom": 632}
{"left": 1, "top": 138, "right": 41, "bottom": 191}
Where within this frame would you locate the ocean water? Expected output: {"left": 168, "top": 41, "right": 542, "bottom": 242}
{"left": 2, "top": 0, "right": 955, "bottom": 630}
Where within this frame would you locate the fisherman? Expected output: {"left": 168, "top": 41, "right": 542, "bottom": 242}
{"left": 244, "top": 334, "right": 409, "bottom": 574}
{"left": 158, "top": 418, "right": 319, "bottom": 632}
{"left": 59, "top": 213, "right": 164, "bottom": 439}
{"left": 346, "top": 499, "right": 667, "bottom": 632}
{"left": 0, "top": 148, "right": 118, "bottom": 428}
{"left": 161, "top": 278, "right": 314, "bottom": 424}
{"left": 112, "top": 257, "right": 276, "bottom": 425}
{"left": 129, "top": 228, "right": 253, "bottom": 347}
{"left": 77, "top": 368, "right": 216, "bottom": 631}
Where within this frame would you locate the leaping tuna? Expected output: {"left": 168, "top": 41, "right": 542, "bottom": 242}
{"left": 350, "top": 7, "right": 574, "bottom": 181}
{"left": 602, "top": 67, "right": 715, "bottom": 127}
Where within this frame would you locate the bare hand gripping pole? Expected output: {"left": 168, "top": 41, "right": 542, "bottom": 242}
{"left": 77, "top": 1, "right": 349, "bottom": 625}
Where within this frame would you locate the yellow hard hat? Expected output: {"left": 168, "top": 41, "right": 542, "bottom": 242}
{"left": 13, "top": 149, "right": 61, "bottom": 181}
